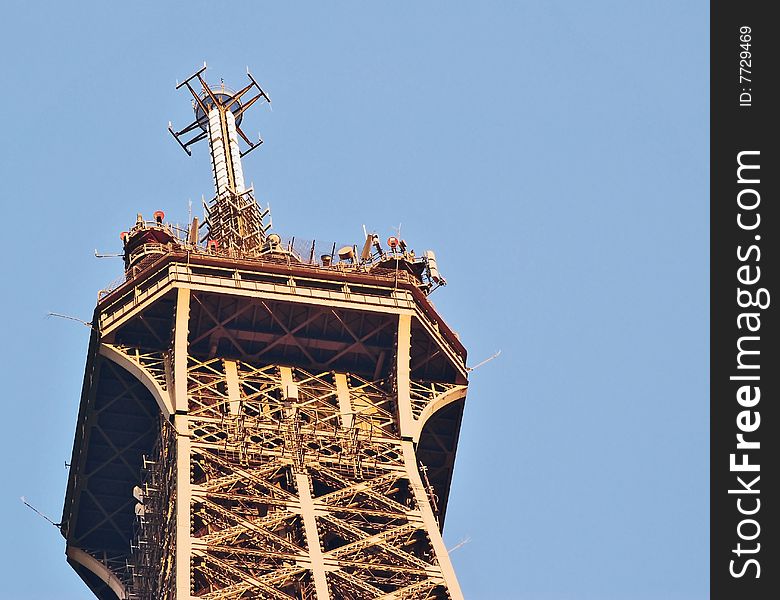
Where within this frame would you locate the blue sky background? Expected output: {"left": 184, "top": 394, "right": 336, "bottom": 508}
{"left": 0, "top": 2, "right": 708, "bottom": 598}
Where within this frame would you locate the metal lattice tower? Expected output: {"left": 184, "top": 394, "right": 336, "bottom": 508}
{"left": 62, "top": 65, "right": 469, "bottom": 600}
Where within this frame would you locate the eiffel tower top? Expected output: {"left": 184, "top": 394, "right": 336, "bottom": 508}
{"left": 115, "top": 65, "right": 446, "bottom": 298}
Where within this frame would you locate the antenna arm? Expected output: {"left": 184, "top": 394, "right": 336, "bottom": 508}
{"left": 174, "top": 63, "right": 207, "bottom": 90}
{"left": 246, "top": 70, "right": 272, "bottom": 104}
{"left": 232, "top": 92, "right": 264, "bottom": 120}
{"left": 183, "top": 130, "right": 208, "bottom": 149}
{"left": 224, "top": 81, "right": 256, "bottom": 112}
{"left": 174, "top": 64, "right": 211, "bottom": 117}
{"left": 168, "top": 124, "right": 193, "bottom": 156}
{"left": 172, "top": 119, "right": 204, "bottom": 138}
{"left": 236, "top": 126, "right": 263, "bottom": 157}
{"left": 195, "top": 72, "right": 220, "bottom": 107}
{"left": 184, "top": 80, "right": 211, "bottom": 116}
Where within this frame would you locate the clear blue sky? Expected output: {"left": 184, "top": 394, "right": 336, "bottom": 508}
{"left": 0, "top": 1, "right": 708, "bottom": 598}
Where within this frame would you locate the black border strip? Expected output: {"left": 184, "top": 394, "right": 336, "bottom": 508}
{"left": 712, "top": 3, "right": 777, "bottom": 598}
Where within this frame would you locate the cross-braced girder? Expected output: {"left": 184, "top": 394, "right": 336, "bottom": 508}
{"left": 188, "top": 292, "right": 397, "bottom": 377}
{"left": 122, "top": 356, "right": 462, "bottom": 599}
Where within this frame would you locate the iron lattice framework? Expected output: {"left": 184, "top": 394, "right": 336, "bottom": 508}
{"left": 176, "top": 359, "right": 461, "bottom": 599}
{"left": 62, "top": 67, "right": 469, "bottom": 600}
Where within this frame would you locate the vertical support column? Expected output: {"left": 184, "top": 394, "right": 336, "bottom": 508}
{"left": 334, "top": 372, "right": 354, "bottom": 429}
{"left": 279, "top": 367, "right": 297, "bottom": 407}
{"left": 280, "top": 366, "right": 330, "bottom": 600}
{"left": 295, "top": 472, "right": 331, "bottom": 600}
{"left": 224, "top": 360, "right": 242, "bottom": 415}
{"left": 396, "top": 313, "right": 415, "bottom": 437}
{"left": 173, "top": 287, "right": 192, "bottom": 600}
{"left": 401, "top": 443, "right": 464, "bottom": 599}
{"left": 397, "top": 312, "right": 464, "bottom": 599}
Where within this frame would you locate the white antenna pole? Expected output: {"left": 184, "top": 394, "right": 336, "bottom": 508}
{"left": 21, "top": 497, "right": 59, "bottom": 527}
{"left": 47, "top": 312, "right": 95, "bottom": 330}
{"left": 448, "top": 536, "right": 472, "bottom": 553}
{"left": 467, "top": 350, "right": 502, "bottom": 372}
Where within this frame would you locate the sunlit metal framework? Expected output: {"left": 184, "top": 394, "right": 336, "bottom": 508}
{"left": 62, "top": 254, "right": 469, "bottom": 599}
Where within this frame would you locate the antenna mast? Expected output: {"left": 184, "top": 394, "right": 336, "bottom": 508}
{"left": 169, "top": 64, "right": 272, "bottom": 255}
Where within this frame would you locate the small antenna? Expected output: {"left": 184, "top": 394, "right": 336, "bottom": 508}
{"left": 20, "top": 497, "right": 60, "bottom": 528}
{"left": 47, "top": 312, "right": 95, "bottom": 330}
{"left": 448, "top": 536, "right": 472, "bottom": 553}
{"left": 94, "top": 250, "right": 123, "bottom": 258}
{"left": 467, "top": 350, "right": 502, "bottom": 372}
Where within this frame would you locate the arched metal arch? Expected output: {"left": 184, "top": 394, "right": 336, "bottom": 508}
{"left": 99, "top": 343, "right": 173, "bottom": 418}
{"left": 66, "top": 547, "right": 128, "bottom": 600}
{"left": 413, "top": 385, "right": 468, "bottom": 443}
